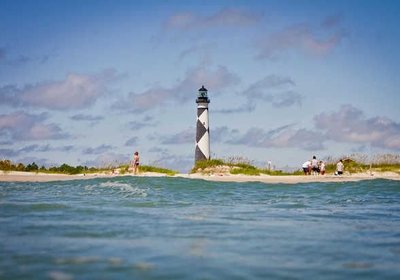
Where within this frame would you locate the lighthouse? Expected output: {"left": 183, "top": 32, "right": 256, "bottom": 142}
{"left": 195, "top": 85, "right": 210, "bottom": 163}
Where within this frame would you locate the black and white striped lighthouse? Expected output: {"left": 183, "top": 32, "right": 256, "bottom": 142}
{"left": 195, "top": 85, "right": 210, "bottom": 163}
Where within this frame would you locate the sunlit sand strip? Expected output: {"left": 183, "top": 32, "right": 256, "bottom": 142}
{"left": 1, "top": 171, "right": 399, "bottom": 183}
{"left": 178, "top": 172, "right": 400, "bottom": 184}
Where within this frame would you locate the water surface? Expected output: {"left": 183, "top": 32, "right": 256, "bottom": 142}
{"left": 1, "top": 177, "right": 399, "bottom": 279}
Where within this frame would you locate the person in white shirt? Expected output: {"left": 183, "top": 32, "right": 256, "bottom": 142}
{"left": 336, "top": 159, "right": 344, "bottom": 175}
{"left": 302, "top": 160, "right": 311, "bottom": 175}
{"left": 311, "top": 156, "right": 319, "bottom": 175}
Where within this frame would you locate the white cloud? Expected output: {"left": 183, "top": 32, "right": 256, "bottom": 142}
{"left": 314, "top": 105, "right": 400, "bottom": 150}
{"left": 211, "top": 126, "right": 240, "bottom": 143}
{"left": 256, "top": 18, "right": 346, "bottom": 59}
{"left": 160, "top": 127, "right": 194, "bottom": 144}
{"left": 115, "top": 64, "right": 239, "bottom": 113}
{"left": 70, "top": 114, "right": 104, "bottom": 122}
{"left": 82, "top": 144, "right": 113, "bottom": 155}
{"left": 214, "top": 105, "right": 400, "bottom": 152}
{"left": 216, "top": 75, "right": 302, "bottom": 114}
{"left": 82, "top": 152, "right": 130, "bottom": 168}
{"left": 243, "top": 75, "right": 301, "bottom": 107}
{"left": 0, "top": 69, "right": 118, "bottom": 110}
{"left": 0, "top": 111, "right": 68, "bottom": 141}
{"left": 0, "top": 144, "right": 73, "bottom": 158}
{"left": 228, "top": 124, "right": 325, "bottom": 151}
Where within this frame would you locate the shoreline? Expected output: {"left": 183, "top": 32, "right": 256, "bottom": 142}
{"left": 180, "top": 173, "right": 400, "bottom": 184}
{"left": 1, "top": 170, "right": 399, "bottom": 184}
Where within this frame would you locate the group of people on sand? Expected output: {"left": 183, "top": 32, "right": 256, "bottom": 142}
{"left": 302, "top": 156, "right": 325, "bottom": 175}
{"left": 302, "top": 156, "right": 345, "bottom": 176}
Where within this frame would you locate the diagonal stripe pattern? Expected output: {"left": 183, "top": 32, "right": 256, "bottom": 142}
{"left": 195, "top": 106, "right": 210, "bottom": 162}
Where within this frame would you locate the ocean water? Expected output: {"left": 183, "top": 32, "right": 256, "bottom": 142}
{"left": 1, "top": 177, "right": 399, "bottom": 280}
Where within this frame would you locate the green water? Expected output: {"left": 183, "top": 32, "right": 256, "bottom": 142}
{"left": 1, "top": 177, "right": 400, "bottom": 279}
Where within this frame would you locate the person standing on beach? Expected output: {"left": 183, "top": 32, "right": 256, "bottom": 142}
{"left": 336, "top": 159, "right": 344, "bottom": 175}
{"left": 319, "top": 161, "right": 326, "bottom": 175}
{"left": 311, "top": 156, "right": 319, "bottom": 175}
{"left": 132, "top": 151, "right": 140, "bottom": 175}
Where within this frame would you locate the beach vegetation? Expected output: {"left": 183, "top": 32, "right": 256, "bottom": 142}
{"left": 25, "top": 162, "right": 39, "bottom": 172}
{"left": 2, "top": 153, "right": 399, "bottom": 176}
{"left": 48, "top": 164, "right": 90, "bottom": 175}
{"left": 322, "top": 154, "right": 400, "bottom": 175}
{"left": 0, "top": 159, "right": 177, "bottom": 176}
{"left": 115, "top": 164, "right": 177, "bottom": 176}
{"left": 139, "top": 165, "right": 177, "bottom": 176}
{"left": 192, "top": 159, "right": 225, "bottom": 171}
{"left": 230, "top": 165, "right": 260, "bottom": 176}
{"left": 192, "top": 157, "right": 292, "bottom": 176}
{"left": 192, "top": 153, "right": 400, "bottom": 176}
{"left": 261, "top": 169, "right": 301, "bottom": 176}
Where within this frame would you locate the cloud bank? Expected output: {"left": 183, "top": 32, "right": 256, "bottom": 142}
{"left": 0, "top": 111, "right": 68, "bottom": 141}
{"left": 0, "top": 144, "right": 73, "bottom": 158}
{"left": 82, "top": 144, "right": 114, "bottom": 155}
{"left": 159, "top": 105, "right": 400, "bottom": 153}
{"left": 314, "top": 105, "right": 400, "bottom": 150}
{"left": 0, "top": 69, "right": 118, "bottom": 110}
{"left": 228, "top": 125, "right": 325, "bottom": 151}
{"left": 256, "top": 18, "right": 346, "bottom": 59}
{"left": 115, "top": 64, "right": 239, "bottom": 113}
{"left": 215, "top": 74, "right": 302, "bottom": 114}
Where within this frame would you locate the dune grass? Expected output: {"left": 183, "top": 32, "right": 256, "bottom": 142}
{"left": 324, "top": 154, "right": 400, "bottom": 175}
{"left": 139, "top": 165, "right": 177, "bottom": 176}
{"left": 192, "top": 158, "right": 295, "bottom": 176}
{"left": 192, "top": 154, "right": 400, "bottom": 176}
{"left": 2, "top": 153, "right": 399, "bottom": 176}
{"left": 0, "top": 159, "right": 177, "bottom": 176}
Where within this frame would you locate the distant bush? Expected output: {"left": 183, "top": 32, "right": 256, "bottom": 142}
{"left": 0, "top": 160, "right": 13, "bottom": 171}
{"left": 25, "top": 162, "right": 39, "bottom": 172}
{"left": 192, "top": 157, "right": 288, "bottom": 176}
{"left": 322, "top": 153, "right": 400, "bottom": 174}
{"left": 191, "top": 159, "right": 225, "bottom": 173}
{"left": 139, "top": 165, "right": 177, "bottom": 176}
{"left": 48, "top": 164, "right": 90, "bottom": 175}
{"left": 230, "top": 166, "right": 260, "bottom": 176}
{"left": 261, "top": 169, "right": 298, "bottom": 176}
{"left": 191, "top": 154, "right": 400, "bottom": 176}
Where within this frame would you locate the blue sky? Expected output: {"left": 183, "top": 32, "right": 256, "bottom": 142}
{"left": 1, "top": 0, "right": 400, "bottom": 172}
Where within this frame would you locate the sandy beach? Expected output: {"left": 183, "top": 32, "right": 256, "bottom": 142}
{"left": 1, "top": 170, "right": 399, "bottom": 184}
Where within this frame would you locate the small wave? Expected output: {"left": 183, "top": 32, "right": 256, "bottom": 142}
{"left": 98, "top": 181, "right": 148, "bottom": 197}
{"left": 55, "top": 256, "right": 101, "bottom": 265}
{"left": 133, "top": 262, "right": 155, "bottom": 271}
{"left": 342, "top": 262, "right": 374, "bottom": 269}
{"left": 0, "top": 201, "right": 68, "bottom": 212}
{"left": 48, "top": 271, "right": 73, "bottom": 280}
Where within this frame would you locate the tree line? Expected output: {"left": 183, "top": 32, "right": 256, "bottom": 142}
{"left": 0, "top": 159, "right": 98, "bottom": 175}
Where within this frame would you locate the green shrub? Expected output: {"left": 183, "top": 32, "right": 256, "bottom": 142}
{"left": 261, "top": 169, "right": 298, "bottom": 176}
{"left": 230, "top": 167, "right": 260, "bottom": 176}
{"left": 140, "top": 165, "right": 177, "bottom": 176}
{"left": 191, "top": 159, "right": 225, "bottom": 173}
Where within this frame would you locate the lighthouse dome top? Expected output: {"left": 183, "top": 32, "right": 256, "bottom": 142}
{"left": 198, "top": 85, "right": 208, "bottom": 92}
